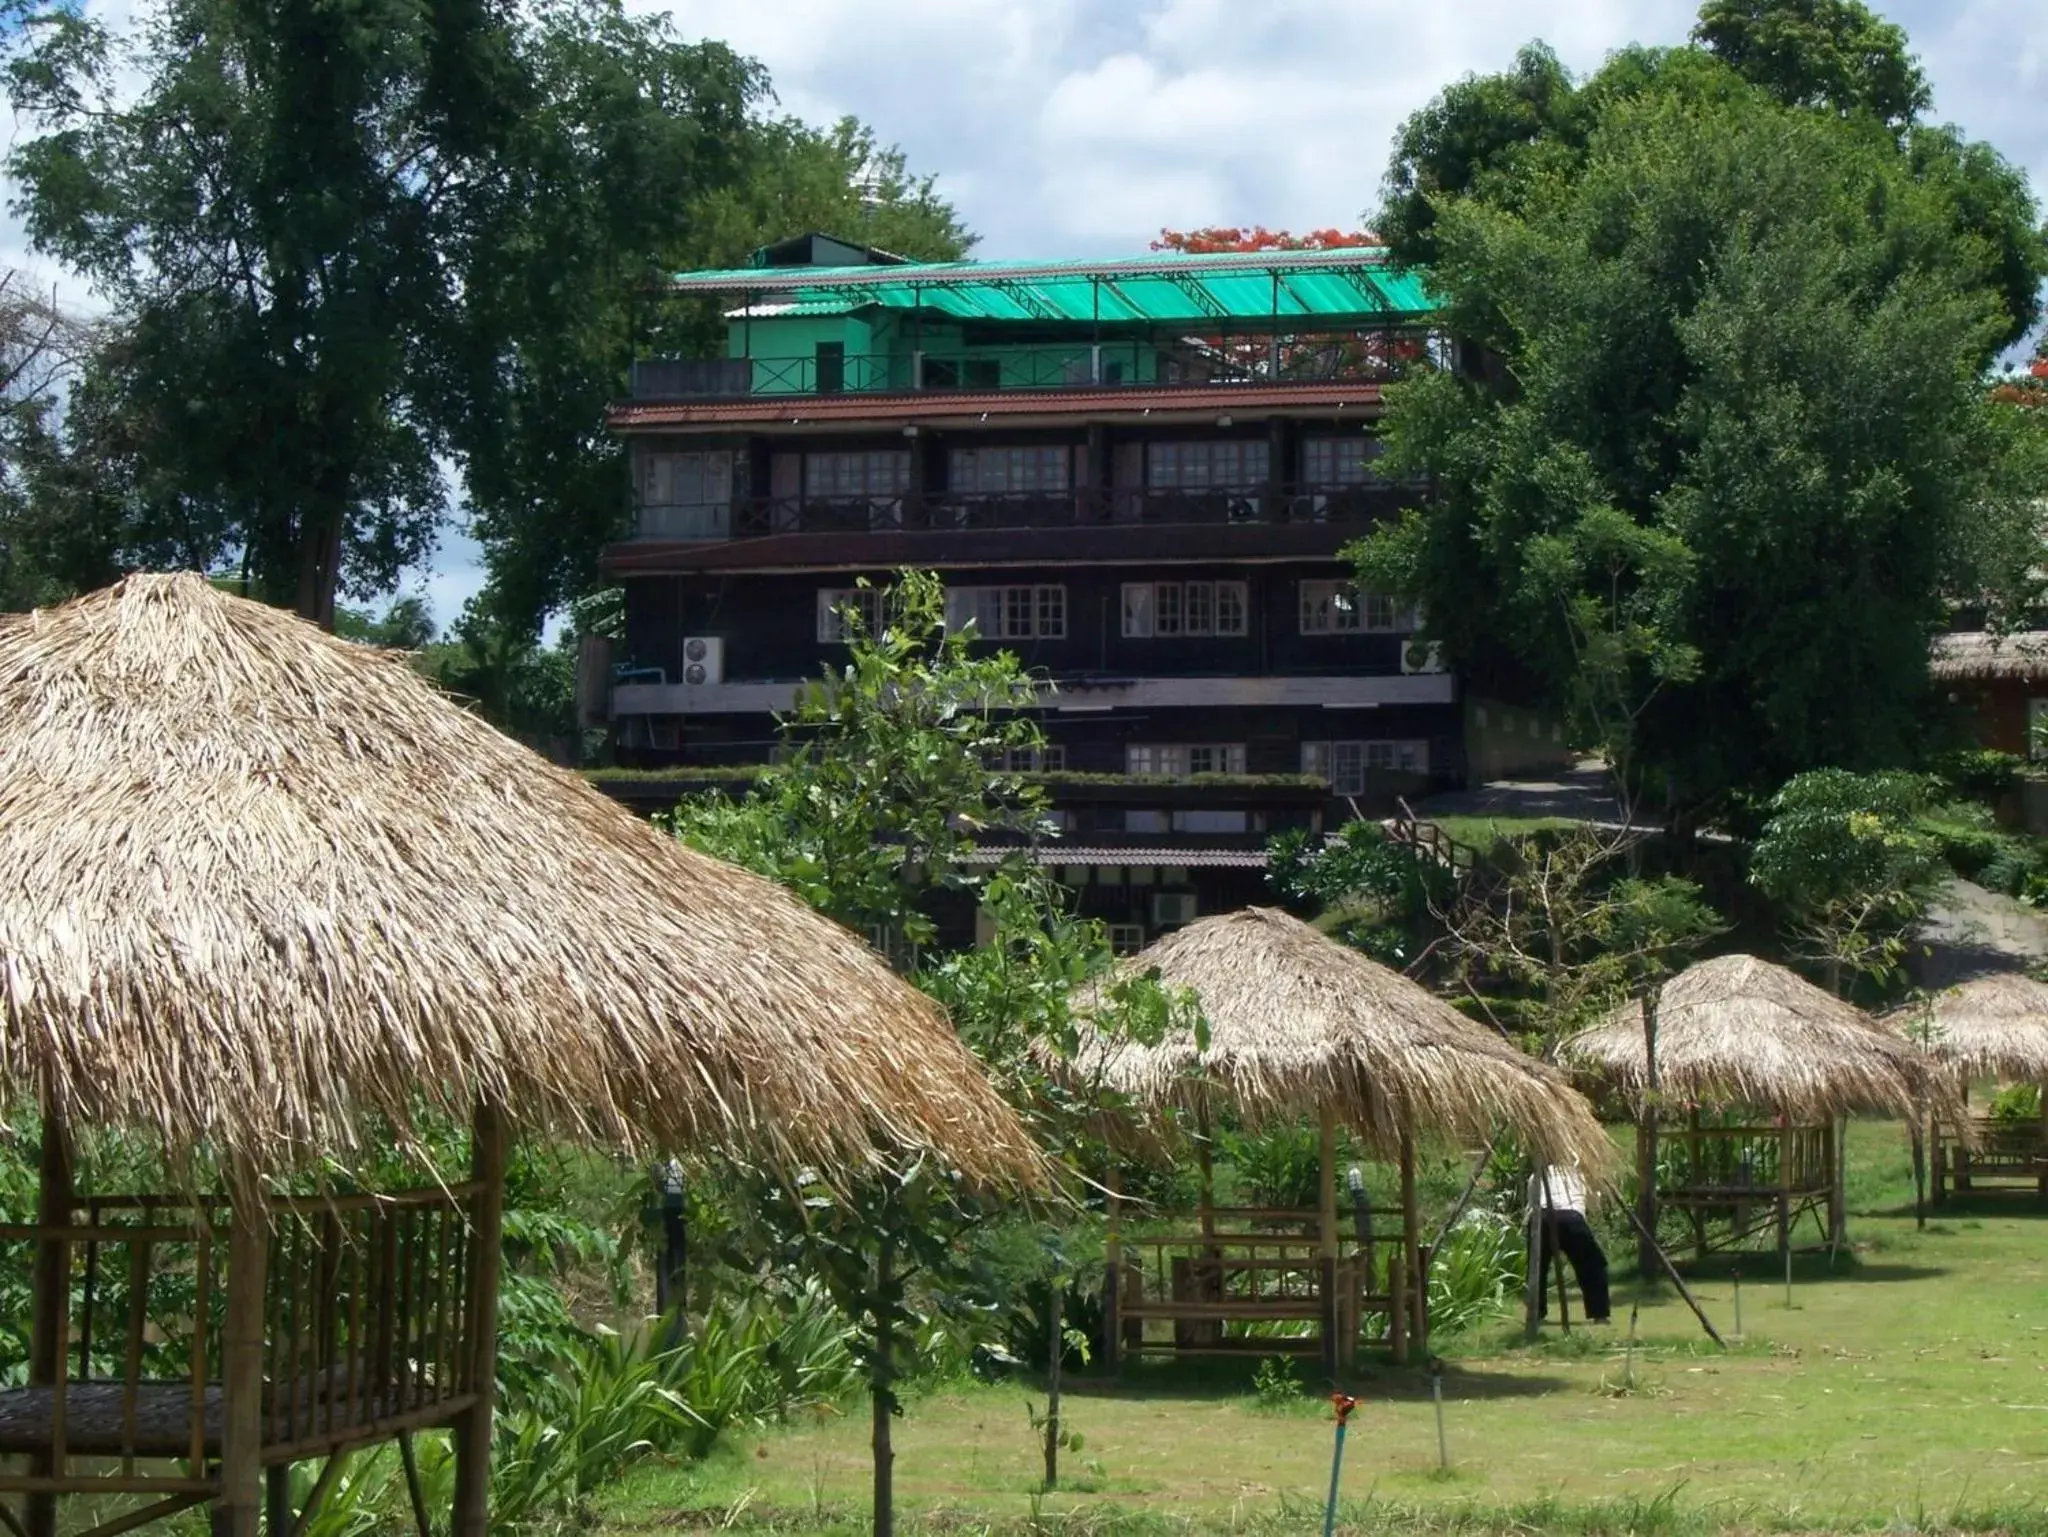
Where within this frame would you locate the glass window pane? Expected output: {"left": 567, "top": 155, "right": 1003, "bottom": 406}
{"left": 1217, "top": 582, "right": 1247, "bottom": 635}
{"left": 1122, "top": 583, "right": 1153, "bottom": 637}
{"left": 1185, "top": 582, "right": 1214, "bottom": 635}
{"left": 1156, "top": 584, "right": 1183, "bottom": 635}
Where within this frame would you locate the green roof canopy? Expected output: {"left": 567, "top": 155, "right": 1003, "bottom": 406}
{"left": 671, "top": 248, "right": 1437, "bottom": 328}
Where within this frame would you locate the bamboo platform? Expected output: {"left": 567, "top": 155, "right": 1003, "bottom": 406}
{"left": 1933, "top": 1115, "right": 2048, "bottom": 1201}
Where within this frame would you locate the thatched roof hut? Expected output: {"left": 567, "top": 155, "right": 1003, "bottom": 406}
{"left": 1561, "top": 954, "right": 1927, "bottom": 1121}
{"left": 1070, "top": 906, "right": 1611, "bottom": 1172}
{"left": 0, "top": 573, "right": 1039, "bottom": 1187}
{"left": 1929, "top": 630, "right": 2048, "bottom": 682}
{"left": 1888, "top": 974, "right": 2048, "bottom": 1083}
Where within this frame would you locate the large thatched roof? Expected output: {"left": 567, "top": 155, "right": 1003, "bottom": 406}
{"left": 1561, "top": 954, "right": 1927, "bottom": 1121}
{"left": 1886, "top": 974, "right": 2048, "bottom": 1083}
{"left": 1929, "top": 629, "right": 2048, "bottom": 682}
{"left": 1068, "top": 907, "right": 1613, "bottom": 1172}
{"left": 0, "top": 574, "right": 1040, "bottom": 1186}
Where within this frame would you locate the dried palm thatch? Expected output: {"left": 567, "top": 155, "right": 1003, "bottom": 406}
{"left": 1885, "top": 974, "right": 2048, "bottom": 1083}
{"left": 1928, "top": 629, "right": 2048, "bottom": 682}
{"left": 1561, "top": 954, "right": 1932, "bottom": 1121}
{"left": 1066, "top": 907, "right": 1613, "bottom": 1173}
{"left": 0, "top": 574, "right": 1041, "bottom": 1188}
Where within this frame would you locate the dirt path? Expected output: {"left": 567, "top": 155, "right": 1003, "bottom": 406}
{"left": 1911, "top": 877, "right": 2048, "bottom": 987}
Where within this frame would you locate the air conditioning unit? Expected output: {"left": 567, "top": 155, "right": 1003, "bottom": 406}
{"left": 681, "top": 636, "right": 724, "bottom": 687}
{"left": 1400, "top": 640, "right": 1445, "bottom": 675}
{"left": 1151, "top": 892, "right": 1198, "bottom": 928}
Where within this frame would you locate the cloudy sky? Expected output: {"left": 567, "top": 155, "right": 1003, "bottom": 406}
{"left": 12, "top": 2, "right": 2045, "bottom": 626}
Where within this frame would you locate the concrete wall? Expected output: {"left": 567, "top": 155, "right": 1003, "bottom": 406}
{"left": 1463, "top": 697, "right": 1574, "bottom": 784}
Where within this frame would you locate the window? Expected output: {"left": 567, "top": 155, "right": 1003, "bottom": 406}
{"left": 943, "top": 585, "right": 1067, "bottom": 640}
{"left": 1124, "top": 809, "right": 1170, "bottom": 834}
{"left": 950, "top": 446, "right": 1071, "bottom": 494}
{"left": 1146, "top": 440, "right": 1269, "bottom": 490}
{"left": 1299, "top": 580, "right": 1410, "bottom": 634}
{"left": 1302, "top": 436, "right": 1388, "bottom": 485}
{"left": 1125, "top": 743, "right": 1247, "bottom": 778}
{"left": 638, "top": 450, "right": 734, "bottom": 539}
{"left": 816, "top": 587, "right": 888, "bottom": 643}
{"left": 1107, "top": 924, "right": 1147, "bottom": 956}
{"left": 1302, "top": 740, "right": 1431, "bottom": 794}
{"left": 1122, "top": 581, "right": 1249, "bottom": 637}
{"left": 1172, "top": 809, "right": 1250, "bottom": 834}
{"left": 804, "top": 451, "right": 911, "bottom": 499}
{"left": 988, "top": 745, "right": 1066, "bottom": 772}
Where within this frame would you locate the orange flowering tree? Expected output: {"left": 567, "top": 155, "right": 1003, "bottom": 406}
{"left": 1151, "top": 226, "right": 1381, "bottom": 252}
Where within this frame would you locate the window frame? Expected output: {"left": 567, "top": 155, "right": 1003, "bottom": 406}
{"left": 816, "top": 586, "right": 887, "bottom": 644}
{"left": 1121, "top": 580, "right": 1250, "bottom": 638}
{"left": 945, "top": 584, "right": 1068, "bottom": 640}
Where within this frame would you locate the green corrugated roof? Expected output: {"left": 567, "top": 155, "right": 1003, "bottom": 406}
{"left": 678, "top": 247, "right": 1437, "bottom": 326}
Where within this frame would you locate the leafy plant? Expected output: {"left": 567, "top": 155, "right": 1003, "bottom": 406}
{"left": 1250, "top": 1354, "right": 1303, "bottom": 1411}
{"left": 1426, "top": 1208, "right": 1525, "bottom": 1338}
{"left": 1224, "top": 1121, "right": 1329, "bottom": 1211}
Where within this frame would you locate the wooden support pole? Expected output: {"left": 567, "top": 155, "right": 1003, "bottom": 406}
{"left": 1636, "top": 984, "right": 1663, "bottom": 1282}
{"left": 1195, "top": 1105, "right": 1216, "bottom": 1245}
{"left": 27, "top": 1107, "right": 73, "bottom": 1537}
{"left": 452, "top": 1103, "right": 507, "bottom": 1537}
{"left": 1829, "top": 1116, "right": 1848, "bottom": 1247}
{"left": 1102, "top": 1167, "right": 1123, "bottom": 1370}
{"left": 1318, "top": 1106, "right": 1341, "bottom": 1376}
{"left": 1688, "top": 1107, "right": 1706, "bottom": 1263}
{"left": 214, "top": 1183, "right": 269, "bottom": 1537}
{"left": 1399, "top": 1129, "right": 1422, "bottom": 1361}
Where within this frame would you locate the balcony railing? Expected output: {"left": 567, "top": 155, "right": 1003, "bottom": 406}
{"left": 628, "top": 333, "right": 1432, "bottom": 402}
{"left": 635, "top": 483, "right": 1419, "bottom": 542}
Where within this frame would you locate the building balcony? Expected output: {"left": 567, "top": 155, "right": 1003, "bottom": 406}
{"left": 633, "top": 482, "right": 1415, "bottom": 543}
{"left": 627, "top": 334, "right": 1429, "bottom": 404}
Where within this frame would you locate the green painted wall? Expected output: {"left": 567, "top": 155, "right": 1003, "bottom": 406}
{"left": 723, "top": 309, "right": 1165, "bottom": 393}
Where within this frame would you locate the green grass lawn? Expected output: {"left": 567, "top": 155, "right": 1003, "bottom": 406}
{"left": 1427, "top": 815, "right": 1590, "bottom": 853}
{"left": 598, "top": 1125, "right": 2048, "bottom": 1534}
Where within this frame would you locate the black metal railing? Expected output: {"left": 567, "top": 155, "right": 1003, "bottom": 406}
{"left": 649, "top": 483, "right": 1417, "bottom": 541}
{"left": 627, "top": 332, "right": 1433, "bottom": 401}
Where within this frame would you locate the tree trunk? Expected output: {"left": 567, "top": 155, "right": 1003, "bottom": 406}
{"left": 871, "top": 1230, "right": 896, "bottom": 1537}
{"left": 293, "top": 478, "right": 349, "bottom": 629}
{"left": 1636, "top": 983, "right": 1662, "bottom": 1281}
{"left": 1043, "top": 1277, "right": 1063, "bottom": 1489}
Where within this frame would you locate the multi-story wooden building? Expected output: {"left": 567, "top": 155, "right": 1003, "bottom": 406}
{"left": 598, "top": 235, "right": 1506, "bottom": 943}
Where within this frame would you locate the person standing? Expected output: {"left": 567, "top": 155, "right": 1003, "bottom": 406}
{"left": 1529, "top": 1162, "right": 1611, "bottom": 1323}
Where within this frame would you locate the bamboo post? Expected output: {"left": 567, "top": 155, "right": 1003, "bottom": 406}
{"left": 1688, "top": 1107, "right": 1706, "bottom": 1262}
{"left": 1400, "top": 1129, "right": 1422, "bottom": 1360}
{"left": 1776, "top": 1112, "right": 1793, "bottom": 1266}
{"left": 1102, "top": 1167, "right": 1122, "bottom": 1370}
{"left": 1829, "top": 1115, "right": 1848, "bottom": 1249}
{"left": 28, "top": 1107, "right": 74, "bottom": 1537}
{"left": 1636, "top": 984, "right": 1662, "bottom": 1282}
{"left": 215, "top": 1182, "right": 269, "bottom": 1537}
{"left": 1318, "top": 1106, "right": 1341, "bottom": 1375}
{"left": 452, "top": 1104, "right": 507, "bottom": 1537}
{"left": 1195, "top": 1103, "right": 1216, "bottom": 1245}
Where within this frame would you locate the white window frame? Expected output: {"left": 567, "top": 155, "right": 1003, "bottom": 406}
{"left": 816, "top": 587, "right": 887, "bottom": 644}
{"left": 1147, "top": 439, "right": 1270, "bottom": 490}
{"left": 1302, "top": 739, "right": 1430, "bottom": 793}
{"left": 638, "top": 449, "right": 735, "bottom": 539}
{"left": 990, "top": 744, "right": 1066, "bottom": 773}
{"left": 1302, "top": 436, "right": 1388, "bottom": 486}
{"left": 1299, "top": 580, "right": 1412, "bottom": 635}
{"left": 949, "top": 445, "right": 1071, "bottom": 494}
{"left": 1108, "top": 923, "right": 1147, "bottom": 956}
{"left": 1126, "top": 743, "right": 1247, "bottom": 779}
{"left": 803, "top": 450, "right": 911, "bottom": 498}
{"left": 944, "top": 584, "right": 1067, "bottom": 640}
{"left": 1121, "top": 581, "right": 1250, "bottom": 638}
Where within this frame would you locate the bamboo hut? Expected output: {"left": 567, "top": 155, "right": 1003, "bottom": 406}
{"left": 1890, "top": 974, "right": 2048, "bottom": 1201}
{"left": 1561, "top": 955, "right": 1930, "bottom": 1262}
{"left": 1068, "top": 906, "right": 1611, "bottom": 1372}
{"left": 0, "top": 574, "right": 1040, "bottom": 1537}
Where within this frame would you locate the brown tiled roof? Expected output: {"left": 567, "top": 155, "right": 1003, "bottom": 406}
{"left": 608, "top": 381, "right": 1385, "bottom": 431}
{"left": 601, "top": 521, "right": 1359, "bottom": 575}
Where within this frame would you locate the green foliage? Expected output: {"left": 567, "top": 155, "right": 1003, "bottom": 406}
{"left": 1365, "top": 16, "right": 2048, "bottom": 814}
{"left": 1933, "top": 749, "right": 2030, "bottom": 803}
{"left": 1751, "top": 769, "right": 1945, "bottom": 987}
{"left": 1693, "top": 0, "right": 1930, "bottom": 128}
{"left": 1221, "top": 1121, "right": 1328, "bottom": 1212}
{"left": 1427, "top": 1207, "right": 1526, "bottom": 1337}
{"left": 1268, "top": 821, "right": 1449, "bottom": 967}
{"left": 1248, "top": 1354, "right": 1303, "bottom": 1412}
{"left": 1990, "top": 1083, "right": 2041, "bottom": 1123}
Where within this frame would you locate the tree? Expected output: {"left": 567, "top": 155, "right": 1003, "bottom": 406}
{"left": 1359, "top": 37, "right": 2048, "bottom": 823}
{"left": 665, "top": 571, "right": 1101, "bottom": 1535}
{"left": 1151, "top": 227, "right": 1380, "bottom": 253}
{"left": 1749, "top": 768, "right": 1945, "bottom": 992}
{"left": 1693, "top": 0, "right": 1930, "bottom": 127}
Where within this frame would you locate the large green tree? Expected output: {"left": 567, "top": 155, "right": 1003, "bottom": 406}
{"left": 2, "top": 0, "right": 967, "bottom": 634}
{"left": 1360, "top": 8, "right": 2048, "bottom": 823}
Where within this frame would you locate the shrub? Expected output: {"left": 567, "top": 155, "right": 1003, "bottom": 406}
{"left": 1933, "top": 748, "right": 2028, "bottom": 801}
{"left": 1223, "top": 1121, "right": 1327, "bottom": 1210}
{"left": 1426, "top": 1207, "right": 1525, "bottom": 1337}
{"left": 1991, "top": 1083, "right": 2041, "bottom": 1122}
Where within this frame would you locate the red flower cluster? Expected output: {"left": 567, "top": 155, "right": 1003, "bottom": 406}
{"left": 1151, "top": 226, "right": 1383, "bottom": 253}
